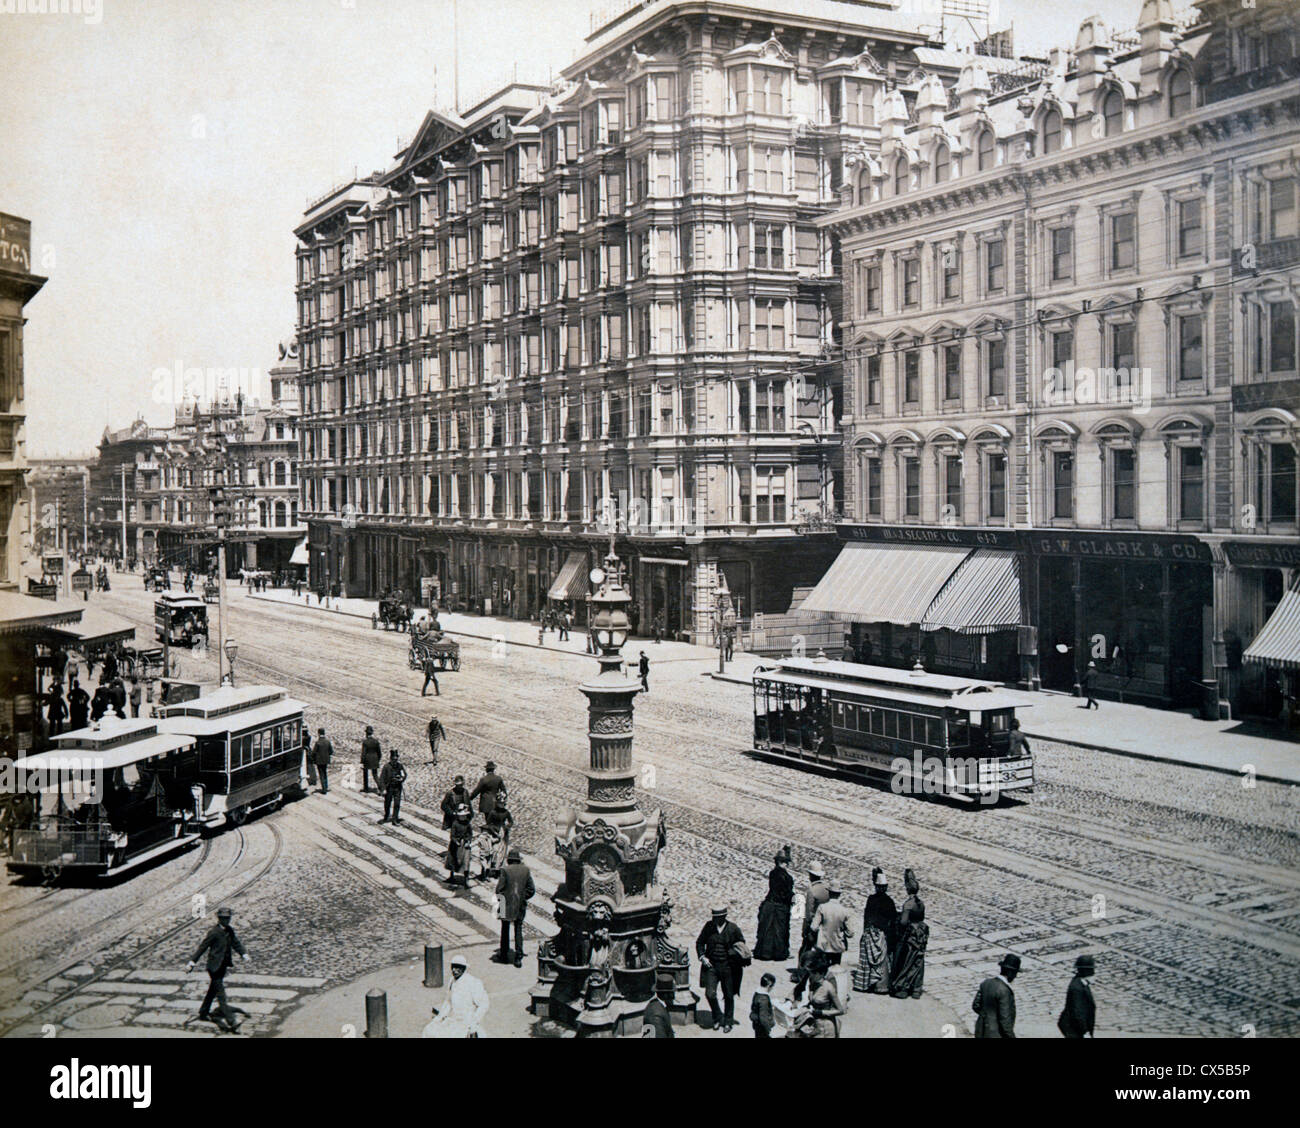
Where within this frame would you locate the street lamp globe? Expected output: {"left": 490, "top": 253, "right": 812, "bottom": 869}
{"left": 587, "top": 559, "right": 629, "bottom": 656}
{"left": 224, "top": 638, "right": 238, "bottom": 664}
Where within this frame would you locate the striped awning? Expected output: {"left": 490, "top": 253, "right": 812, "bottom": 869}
{"left": 798, "top": 542, "right": 969, "bottom": 625}
{"left": 1244, "top": 588, "right": 1300, "bottom": 671}
{"left": 921, "top": 549, "right": 1022, "bottom": 635}
{"left": 547, "top": 551, "right": 590, "bottom": 602}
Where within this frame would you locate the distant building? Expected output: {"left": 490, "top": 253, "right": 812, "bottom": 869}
{"left": 0, "top": 212, "right": 46, "bottom": 591}
{"left": 27, "top": 458, "right": 93, "bottom": 557}
{"left": 820, "top": 0, "right": 1300, "bottom": 716}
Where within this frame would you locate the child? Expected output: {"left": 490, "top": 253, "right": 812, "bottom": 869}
{"left": 751, "top": 972, "right": 776, "bottom": 1039}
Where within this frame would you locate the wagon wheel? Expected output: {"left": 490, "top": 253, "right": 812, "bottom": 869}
{"left": 227, "top": 805, "right": 249, "bottom": 828}
{"left": 40, "top": 862, "right": 63, "bottom": 886}
{"left": 371, "top": 613, "right": 378, "bottom": 630}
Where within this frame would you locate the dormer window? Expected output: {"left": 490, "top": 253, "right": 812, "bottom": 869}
{"left": 1041, "top": 108, "right": 1063, "bottom": 155}
{"left": 1168, "top": 68, "right": 1192, "bottom": 117}
{"left": 933, "top": 144, "right": 950, "bottom": 184}
{"left": 1102, "top": 89, "right": 1124, "bottom": 137}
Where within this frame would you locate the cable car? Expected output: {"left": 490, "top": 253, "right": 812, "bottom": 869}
{"left": 6, "top": 718, "right": 202, "bottom": 880}
{"left": 751, "top": 657, "right": 1033, "bottom": 803}
{"left": 154, "top": 593, "right": 209, "bottom": 648}
{"left": 155, "top": 685, "right": 307, "bottom": 829}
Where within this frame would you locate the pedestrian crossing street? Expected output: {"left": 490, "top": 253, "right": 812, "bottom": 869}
{"left": 285, "top": 788, "right": 562, "bottom": 950}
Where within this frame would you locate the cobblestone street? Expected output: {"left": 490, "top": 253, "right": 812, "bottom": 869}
{"left": 3, "top": 581, "right": 1298, "bottom": 1039}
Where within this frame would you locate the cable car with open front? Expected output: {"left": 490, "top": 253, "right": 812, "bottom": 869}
{"left": 155, "top": 685, "right": 307, "bottom": 829}
{"left": 750, "top": 656, "right": 1033, "bottom": 803}
{"left": 6, "top": 718, "right": 202, "bottom": 880}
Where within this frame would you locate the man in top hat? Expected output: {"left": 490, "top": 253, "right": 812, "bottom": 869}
{"left": 800, "top": 862, "right": 830, "bottom": 961}
{"left": 810, "top": 882, "right": 853, "bottom": 965}
{"left": 422, "top": 955, "right": 490, "bottom": 1038}
{"left": 1058, "top": 954, "right": 1096, "bottom": 1038}
{"left": 694, "top": 904, "right": 748, "bottom": 1033}
{"left": 360, "top": 725, "right": 382, "bottom": 793}
{"left": 187, "top": 906, "right": 249, "bottom": 1033}
{"left": 973, "top": 953, "right": 1020, "bottom": 1038}
{"left": 494, "top": 847, "right": 535, "bottom": 967}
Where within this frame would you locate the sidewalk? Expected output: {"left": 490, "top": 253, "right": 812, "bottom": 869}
{"left": 711, "top": 654, "right": 1300, "bottom": 786}
{"left": 276, "top": 945, "right": 968, "bottom": 1039}
{"left": 244, "top": 585, "right": 722, "bottom": 665}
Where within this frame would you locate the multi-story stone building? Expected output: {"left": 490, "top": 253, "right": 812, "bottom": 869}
{"left": 294, "top": 0, "right": 962, "bottom": 640}
{"left": 817, "top": 0, "right": 1300, "bottom": 715}
{"left": 90, "top": 418, "right": 168, "bottom": 565}
{"left": 0, "top": 212, "right": 45, "bottom": 590}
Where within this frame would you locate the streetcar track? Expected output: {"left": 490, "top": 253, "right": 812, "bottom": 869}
{"left": 0, "top": 838, "right": 215, "bottom": 939}
{"left": 91, "top": 590, "right": 1300, "bottom": 1033}
{"left": 0, "top": 822, "right": 284, "bottom": 1038}
{"left": 238, "top": 636, "right": 1300, "bottom": 948}
{"left": 240, "top": 650, "right": 1300, "bottom": 1035}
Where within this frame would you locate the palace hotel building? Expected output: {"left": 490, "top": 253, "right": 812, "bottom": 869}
{"left": 292, "top": 0, "right": 969, "bottom": 641}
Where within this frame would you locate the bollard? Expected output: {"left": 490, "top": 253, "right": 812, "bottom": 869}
{"left": 364, "top": 988, "right": 388, "bottom": 1038}
{"left": 424, "top": 943, "right": 444, "bottom": 988}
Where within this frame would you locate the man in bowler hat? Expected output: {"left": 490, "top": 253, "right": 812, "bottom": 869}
{"left": 188, "top": 906, "right": 249, "bottom": 1033}
{"left": 1058, "top": 954, "right": 1096, "bottom": 1038}
{"left": 973, "top": 953, "right": 1020, "bottom": 1038}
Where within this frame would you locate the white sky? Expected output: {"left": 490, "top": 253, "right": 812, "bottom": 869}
{"left": 2, "top": 0, "right": 1150, "bottom": 457}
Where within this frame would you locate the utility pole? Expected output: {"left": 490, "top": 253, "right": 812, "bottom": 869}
{"left": 120, "top": 464, "right": 128, "bottom": 565}
{"left": 216, "top": 471, "right": 228, "bottom": 687}
{"left": 82, "top": 467, "right": 89, "bottom": 562}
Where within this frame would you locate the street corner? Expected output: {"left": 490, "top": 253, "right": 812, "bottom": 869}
{"left": 274, "top": 941, "right": 547, "bottom": 1039}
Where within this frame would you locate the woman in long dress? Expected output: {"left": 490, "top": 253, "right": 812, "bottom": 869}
{"left": 754, "top": 849, "right": 794, "bottom": 961}
{"left": 852, "top": 867, "right": 895, "bottom": 994}
{"left": 890, "top": 868, "right": 928, "bottom": 999}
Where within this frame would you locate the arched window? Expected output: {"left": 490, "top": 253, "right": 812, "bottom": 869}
{"left": 1169, "top": 68, "right": 1192, "bottom": 117}
{"left": 933, "top": 144, "right": 950, "bottom": 184}
{"left": 274, "top": 461, "right": 287, "bottom": 486}
{"left": 1102, "top": 89, "right": 1124, "bottom": 137}
{"left": 893, "top": 156, "right": 909, "bottom": 196}
{"left": 977, "top": 129, "right": 995, "bottom": 172}
{"left": 275, "top": 502, "right": 287, "bottom": 528}
{"left": 1041, "top": 108, "right": 1062, "bottom": 154}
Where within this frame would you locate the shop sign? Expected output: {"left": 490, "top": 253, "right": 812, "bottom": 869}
{"left": 1224, "top": 540, "right": 1300, "bottom": 568}
{"left": 837, "top": 523, "right": 1019, "bottom": 549}
{"left": 1232, "top": 378, "right": 1300, "bottom": 413}
{"left": 1025, "top": 531, "right": 1211, "bottom": 562}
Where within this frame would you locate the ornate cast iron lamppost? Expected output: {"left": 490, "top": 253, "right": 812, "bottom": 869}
{"left": 530, "top": 537, "right": 697, "bottom": 1035}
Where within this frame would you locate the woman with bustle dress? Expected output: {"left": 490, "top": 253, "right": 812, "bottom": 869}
{"left": 753, "top": 847, "right": 795, "bottom": 961}
{"left": 890, "top": 868, "right": 929, "bottom": 999}
{"left": 852, "top": 867, "right": 896, "bottom": 994}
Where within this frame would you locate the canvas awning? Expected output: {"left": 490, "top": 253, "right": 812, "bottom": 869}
{"left": 547, "top": 551, "right": 590, "bottom": 602}
{"left": 290, "top": 537, "right": 310, "bottom": 566}
{"left": 921, "top": 550, "right": 1022, "bottom": 635}
{"left": 1244, "top": 587, "right": 1300, "bottom": 671}
{"left": 798, "top": 542, "right": 969, "bottom": 625}
{"left": 49, "top": 603, "right": 137, "bottom": 648}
